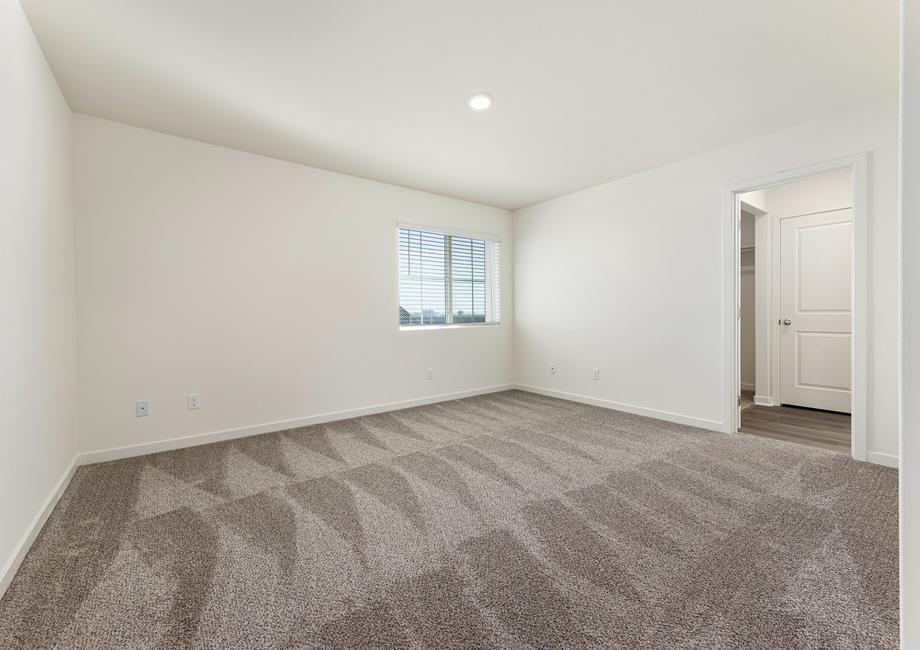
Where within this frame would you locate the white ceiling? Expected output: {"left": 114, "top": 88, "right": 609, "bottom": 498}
{"left": 22, "top": 0, "right": 898, "bottom": 209}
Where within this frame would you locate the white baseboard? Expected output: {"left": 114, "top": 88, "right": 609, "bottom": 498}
{"left": 78, "top": 383, "right": 516, "bottom": 465}
{"left": 0, "top": 455, "right": 79, "bottom": 599}
{"left": 513, "top": 384, "right": 723, "bottom": 431}
{"left": 867, "top": 451, "right": 899, "bottom": 468}
{"left": 753, "top": 395, "right": 775, "bottom": 406}
{"left": 515, "top": 385, "right": 901, "bottom": 469}
{"left": 740, "top": 382, "right": 755, "bottom": 392}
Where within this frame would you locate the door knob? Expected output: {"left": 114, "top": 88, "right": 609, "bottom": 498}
{"left": 783, "top": 319, "right": 792, "bottom": 325}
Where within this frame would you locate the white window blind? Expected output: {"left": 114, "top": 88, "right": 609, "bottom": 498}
{"left": 399, "top": 226, "right": 500, "bottom": 327}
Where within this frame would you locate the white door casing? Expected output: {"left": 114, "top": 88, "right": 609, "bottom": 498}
{"left": 724, "top": 155, "right": 867, "bottom": 460}
{"left": 736, "top": 209, "right": 742, "bottom": 424}
{"left": 779, "top": 208, "right": 853, "bottom": 413}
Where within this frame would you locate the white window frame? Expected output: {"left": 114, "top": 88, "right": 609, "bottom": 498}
{"left": 396, "top": 222, "right": 501, "bottom": 330}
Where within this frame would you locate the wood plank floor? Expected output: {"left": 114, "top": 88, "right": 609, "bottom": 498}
{"left": 740, "top": 404, "right": 851, "bottom": 453}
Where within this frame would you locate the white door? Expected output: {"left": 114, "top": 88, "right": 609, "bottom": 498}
{"left": 780, "top": 209, "right": 852, "bottom": 413}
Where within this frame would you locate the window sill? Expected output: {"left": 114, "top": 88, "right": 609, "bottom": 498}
{"left": 399, "top": 322, "right": 500, "bottom": 331}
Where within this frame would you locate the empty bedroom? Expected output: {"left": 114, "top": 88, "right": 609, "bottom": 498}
{"left": 2, "top": 1, "right": 918, "bottom": 648}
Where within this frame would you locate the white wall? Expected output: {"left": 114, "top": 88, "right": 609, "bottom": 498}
{"left": 513, "top": 97, "right": 899, "bottom": 459}
{"left": 739, "top": 212, "right": 755, "bottom": 391}
{"left": 0, "top": 3, "right": 77, "bottom": 588}
{"left": 742, "top": 169, "right": 852, "bottom": 218}
{"left": 900, "top": 0, "right": 919, "bottom": 642}
{"left": 74, "top": 115, "right": 513, "bottom": 455}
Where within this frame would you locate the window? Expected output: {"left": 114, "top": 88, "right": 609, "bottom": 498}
{"left": 398, "top": 226, "right": 501, "bottom": 327}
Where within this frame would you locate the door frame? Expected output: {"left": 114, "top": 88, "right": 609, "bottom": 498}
{"left": 721, "top": 153, "right": 868, "bottom": 461}
{"left": 737, "top": 200, "right": 766, "bottom": 399}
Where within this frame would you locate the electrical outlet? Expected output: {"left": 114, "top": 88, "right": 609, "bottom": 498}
{"left": 593, "top": 368, "right": 600, "bottom": 381}
{"left": 135, "top": 400, "right": 149, "bottom": 417}
{"left": 426, "top": 368, "right": 434, "bottom": 380}
{"left": 187, "top": 394, "right": 200, "bottom": 410}
{"left": 550, "top": 365, "right": 557, "bottom": 375}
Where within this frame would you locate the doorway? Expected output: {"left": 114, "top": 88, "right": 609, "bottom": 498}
{"left": 724, "top": 156, "right": 868, "bottom": 460}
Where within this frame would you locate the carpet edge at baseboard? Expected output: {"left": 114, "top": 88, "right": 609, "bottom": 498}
{"left": 513, "top": 384, "right": 724, "bottom": 431}
{"left": 77, "top": 383, "right": 517, "bottom": 466}
{"left": 0, "top": 455, "right": 79, "bottom": 600}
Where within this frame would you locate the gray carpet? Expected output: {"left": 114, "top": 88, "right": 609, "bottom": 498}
{"left": 0, "top": 390, "right": 899, "bottom": 648}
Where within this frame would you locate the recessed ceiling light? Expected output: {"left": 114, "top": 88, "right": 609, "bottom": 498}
{"left": 467, "top": 92, "right": 494, "bottom": 111}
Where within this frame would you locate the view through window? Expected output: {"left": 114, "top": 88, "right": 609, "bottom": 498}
{"left": 398, "top": 227, "right": 500, "bottom": 327}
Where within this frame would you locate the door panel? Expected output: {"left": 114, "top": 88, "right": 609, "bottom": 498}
{"left": 796, "top": 222, "right": 851, "bottom": 312}
{"left": 780, "top": 209, "right": 852, "bottom": 413}
{"left": 797, "top": 332, "right": 851, "bottom": 390}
